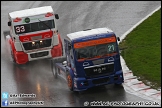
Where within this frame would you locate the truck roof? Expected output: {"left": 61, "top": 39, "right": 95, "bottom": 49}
{"left": 8, "top": 6, "right": 53, "bottom": 19}
{"left": 66, "top": 27, "right": 114, "bottom": 41}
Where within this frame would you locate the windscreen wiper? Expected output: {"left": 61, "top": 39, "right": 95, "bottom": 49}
{"left": 38, "top": 19, "right": 51, "bottom": 30}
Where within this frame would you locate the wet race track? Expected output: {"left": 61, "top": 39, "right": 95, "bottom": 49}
{"left": 1, "top": 1, "right": 161, "bottom": 107}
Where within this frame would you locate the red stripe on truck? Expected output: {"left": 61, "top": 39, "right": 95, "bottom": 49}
{"left": 19, "top": 31, "right": 53, "bottom": 42}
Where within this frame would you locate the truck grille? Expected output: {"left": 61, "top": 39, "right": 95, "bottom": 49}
{"left": 30, "top": 51, "right": 49, "bottom": 58}
{"left": 84, "top": 63, "right": 114, "bottom": 77}
{"left": 23, "top": 39, "right": 51, "bottom": 50}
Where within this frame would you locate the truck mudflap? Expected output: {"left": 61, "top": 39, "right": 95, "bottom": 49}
{"left": 73, "top": 70, "right": 124, "bottom": 91}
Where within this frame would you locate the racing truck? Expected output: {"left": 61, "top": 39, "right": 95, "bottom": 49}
{"left": 51, "top": 27, "right": 124, "bottom": 91}
{"left": 4, "top": 6, "right": 63, "bottom": 64}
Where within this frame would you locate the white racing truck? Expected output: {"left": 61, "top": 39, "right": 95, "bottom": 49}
{"left": 4, "top": 6, "right": 63, "bottom": 64}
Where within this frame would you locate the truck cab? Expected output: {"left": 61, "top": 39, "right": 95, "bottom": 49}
{"left": 6, "top": 6, "right": 63, "bottom": 64}
{"left": 54, "top": 27, "right": 124, "bottom": 91}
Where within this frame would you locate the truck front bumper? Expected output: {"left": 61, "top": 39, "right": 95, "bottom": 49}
{"left": 15, "top": 45, "right": 62, "bottom": 64}
{"left": 73, "top": 71, "right": 124, "bottom": 91}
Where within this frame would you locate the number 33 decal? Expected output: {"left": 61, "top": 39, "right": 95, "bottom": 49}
{"left": 16, "top": 26, "right": 25, "bottom": 33}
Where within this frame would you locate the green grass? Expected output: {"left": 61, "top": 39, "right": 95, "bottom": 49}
{"left": 119, "top": 8, "right": 161, "bottom": 90}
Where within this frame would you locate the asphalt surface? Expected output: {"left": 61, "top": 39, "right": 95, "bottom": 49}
{"left": 1, "top": 1, "right": 161, "bottom": 107}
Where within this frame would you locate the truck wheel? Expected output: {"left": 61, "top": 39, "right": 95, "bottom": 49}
{"left": 3, "top": 30, "right": 10, "bottom": 40}
{"left": 67, "top": 73, "right": 73, "bottom": 91}
{"left": 54, "top": 67, "right": 58, "bottom": 78}
{"left": 10, "top": 47, "right": 16, "bottom": 63}
{"left": 51, "top": 60, "right": 57, "bottom": 78}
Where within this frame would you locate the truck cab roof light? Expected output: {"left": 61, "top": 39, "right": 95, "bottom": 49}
{"left": 45, "top": 12, "right": 53, "bottom": 17}
{"left": 13, "top": 17, "right": 22, "bottom": 22}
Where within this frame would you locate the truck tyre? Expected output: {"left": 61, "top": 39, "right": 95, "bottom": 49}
{"left": 10, "top": 46, "right": 16, "bottom": 64}
{"left": 51, "top": 60, "right": 57, "bottom": 78}
{"left": 67, "top": 73, "right": 73, "bottom": 91}
{"left": 54, "top": 67, "right": 58, "bottom": 78}
{"left": 3, "top": 30, "right": 10, "bottom": 40}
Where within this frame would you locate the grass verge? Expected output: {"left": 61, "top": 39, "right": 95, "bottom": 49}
{"left": 119, "top": 8, "right": 161, "bottom": 90}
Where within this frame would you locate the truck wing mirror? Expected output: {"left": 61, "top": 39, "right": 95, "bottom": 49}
{"left": 117, "top": 37, "right": 120, "bottom": 41}
{"left": 55, "top": 14, "right": 59, "bottom": 19}
{"left": 8, "top": 21, "right": 11, "bottom": 26}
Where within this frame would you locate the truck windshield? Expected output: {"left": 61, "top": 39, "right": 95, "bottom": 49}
{"left": 75, "top": 42, "right": 117, "bottom": 60}
{"left": 14, "top": 19, "right": 55, "bottom": 35}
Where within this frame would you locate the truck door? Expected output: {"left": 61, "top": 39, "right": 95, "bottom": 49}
{"left": 64, "top": 40, "right": 74, "bottom": 69}
{"left": 69, "top": 47, "right": 75, "bottom": 69}
{"left": 64, "top": 40, "right": 70, "bottom": 67}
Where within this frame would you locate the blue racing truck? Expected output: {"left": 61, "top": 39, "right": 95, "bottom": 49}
{"left": 51, "top": 27, "right": 124, "bottom": 91}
